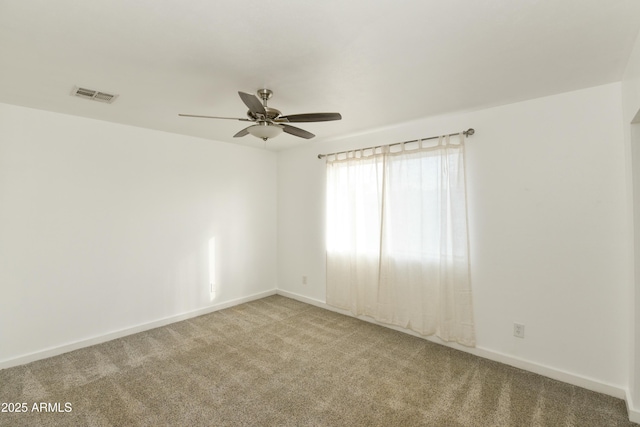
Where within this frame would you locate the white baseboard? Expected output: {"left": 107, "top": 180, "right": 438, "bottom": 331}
{"left": 276, "top": 289, "right": 629, "bottom": 402}
{"left": 626, "top": 389, "right": 640, "bottom": 423}
{"left": 0, "top": 289, "right": 277, "bottom": 370}
{"left": 276, "top": 289, "right": 327, "bottom": 308}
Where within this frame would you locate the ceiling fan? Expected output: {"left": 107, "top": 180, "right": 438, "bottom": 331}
{"left": 179, "top": 89, "right": 342, "bottom": 141}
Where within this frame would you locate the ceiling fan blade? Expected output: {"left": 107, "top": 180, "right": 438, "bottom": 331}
{"left": 282, "top": 124, "right": 315, "bottom": 139}
{"left": 233, "top": 126, "right": 252, "bottom": 138}
{"left": 179, "top": 114, "right": 250, "bottom": 121}
{"left": 238, "top": 91, "right": 266, "bottom": 116}
{"left": 277, "top": 112, "right": 342, "bottom": 123}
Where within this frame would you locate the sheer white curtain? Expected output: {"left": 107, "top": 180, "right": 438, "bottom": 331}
{"left": 326, "top": 135, "right": 475, "bottom": 346}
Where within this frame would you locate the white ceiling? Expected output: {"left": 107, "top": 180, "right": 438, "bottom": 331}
{"left": 1, "top": 1, "right": 639, "bottom": 151}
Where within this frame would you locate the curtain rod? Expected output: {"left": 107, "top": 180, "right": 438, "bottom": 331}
{"left": 317, "top": 128, "right": 475, "bottom": 159}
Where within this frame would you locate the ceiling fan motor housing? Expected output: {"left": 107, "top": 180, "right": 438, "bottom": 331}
{"left": 248, "top": 107, "right": 282, "bottom": 121}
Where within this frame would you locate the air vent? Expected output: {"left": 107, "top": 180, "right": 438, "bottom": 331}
{"left": 71, "top": 86, "right": 118, "bottom": 104}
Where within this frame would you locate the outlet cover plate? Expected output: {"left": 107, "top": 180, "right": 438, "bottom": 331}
{"left": 514, "top": 323, "right": 525, "bottom": 338}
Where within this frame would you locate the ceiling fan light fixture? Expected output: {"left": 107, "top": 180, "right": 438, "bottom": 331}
{"left": 247, "top": 122, "right": 283, "bottom": 140}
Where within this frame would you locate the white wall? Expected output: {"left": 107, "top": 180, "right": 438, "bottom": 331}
{"left": 278, "top": 83, "right": 630, "bottom": 391}
{"left": 629, "top": 122, "right": 640, "bottom": 419}
{"left": 622, "top": 27, "right": 640, "bottom": 420}
{"left": 0, "top": 103, "right": 277, "bottom": 364}
{"left": 623, "top": 29, "right": 640, "bottom": 123}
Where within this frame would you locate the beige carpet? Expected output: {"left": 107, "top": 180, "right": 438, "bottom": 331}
{"left": 0, "top": 295, "right": 635, "bottom": 426}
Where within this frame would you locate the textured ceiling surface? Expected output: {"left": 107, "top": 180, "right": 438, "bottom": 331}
{"left": 1, "top": 1, "right": 639, "bottom": 150}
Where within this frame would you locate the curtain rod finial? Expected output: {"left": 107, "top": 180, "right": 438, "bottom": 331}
{"left": 464, "top": 128, "right": 475, "bottom": 137}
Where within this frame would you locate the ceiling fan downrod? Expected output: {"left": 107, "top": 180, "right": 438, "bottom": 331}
{"left": 256, "top": 88, "right": 273, "bottom": 108}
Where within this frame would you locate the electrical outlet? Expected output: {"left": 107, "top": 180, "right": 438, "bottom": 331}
{"left": 513, "top": 323, "right": 525, "bottom": 338}
{"left": 302, "top": 275, "right": 308, "bottom": 285}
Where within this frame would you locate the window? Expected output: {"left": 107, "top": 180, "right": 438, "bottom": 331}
{"left": 325, "top": 135, "right": 475, "bottom": 346}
